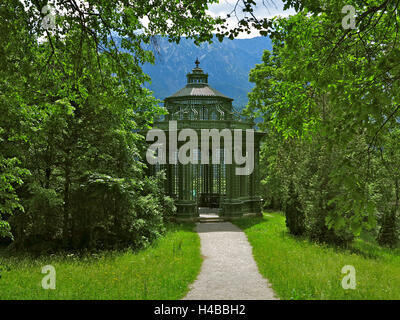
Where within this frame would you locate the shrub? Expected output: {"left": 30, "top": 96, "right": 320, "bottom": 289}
{"left": 8, "top": 171, "right": 175, "bottom": 252}
{"left": 377, "top": 208, "right": 398, "bottom": 248}
{"left": 284, "top": 181, "right": 305, "bottom": 236}
{"left": 70, "top": 173, "right": 168, "bottom": 250}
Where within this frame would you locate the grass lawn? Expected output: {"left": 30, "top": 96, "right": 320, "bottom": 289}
{"left": 0, "top": 223, "right": 201, "bottom": 300}
{"left": 233, "top": 212, "right": 400, "bottom": 300}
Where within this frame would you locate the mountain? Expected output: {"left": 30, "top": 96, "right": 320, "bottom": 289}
{"left": 141, "top": 36, "right": 272, "bottom": 109}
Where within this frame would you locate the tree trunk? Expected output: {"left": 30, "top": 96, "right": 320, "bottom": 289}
{"left": 62, "top": 161, "right": 71, "bottom": 246}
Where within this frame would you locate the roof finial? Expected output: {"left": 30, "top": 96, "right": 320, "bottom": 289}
{"left": 195, "top": 57, "right": 200, "bottom": 68}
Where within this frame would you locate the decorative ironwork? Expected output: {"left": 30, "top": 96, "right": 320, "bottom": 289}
{"left": 149, "top": 60, "right": 264, "bottom": 219}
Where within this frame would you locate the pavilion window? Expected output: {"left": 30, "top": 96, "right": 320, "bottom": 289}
{"left": 203, "top": 107, "right": 208, "bottom": 120}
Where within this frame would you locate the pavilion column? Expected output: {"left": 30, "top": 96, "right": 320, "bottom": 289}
{"left": 178, "top": 162, "right": 183, "bottom": 200}
{"left": 249, "top": 167, "right": 255, "bottom": 198}
{"left": 255, "top": 139, "right": 260, "bottom": 197}
{"left": 220, "top": 131, "right": 242, "bottom": 217}
{"left": 251, "top": 135, "right": 262, "bottom": 215}
{"left": 166, "top": 139, "right": 171, "bottom": 195}
{"left": 227, "top": 143, "right": 234, "bottom": 199}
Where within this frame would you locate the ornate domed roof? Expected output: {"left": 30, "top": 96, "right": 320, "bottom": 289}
{"left": 165, "top": 58, "right": 233, "bottom": 101}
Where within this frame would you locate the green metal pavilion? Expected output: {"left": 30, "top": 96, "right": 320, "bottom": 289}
{"left": 149, "top": 59, "right": 264, "bottom": 220}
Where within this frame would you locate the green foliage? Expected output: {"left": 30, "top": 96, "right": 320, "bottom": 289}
{"left": 373, "top": 128, "right": 400, "bottom": 247}
{"left": 69, "top": 173, "right": 172, "bottom": 250}
{"left": 284, "top": 181, "right": 305, "bottom": 236}
{"left": 247, "top": 8, "right": 400, "bottom": 246}
{"left": 1, "top": 0, "right": 219, "bottom": 250}
{"left": 0, "top": 151, "right": 30, "bottom": 240}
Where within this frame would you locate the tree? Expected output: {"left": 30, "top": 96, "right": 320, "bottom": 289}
{"left": 374, "top": 128, "right": 400, "bottom": 247}
{"left": 0, "top": 0, "right": 216, "bottom": 248}
{"left": 246, "top": 9, "right": 399, "bottom": 244}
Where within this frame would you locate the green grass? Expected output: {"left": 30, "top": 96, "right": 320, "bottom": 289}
{"left": 0, "top": 223, "right": 201, "bottom": 300}
{"left": 233, "top": 212, "right": 400, "bottom": 300}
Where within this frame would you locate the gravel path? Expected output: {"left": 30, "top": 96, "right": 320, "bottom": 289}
{"left": 183, "top": 222, "right": 278, "bottom": 300}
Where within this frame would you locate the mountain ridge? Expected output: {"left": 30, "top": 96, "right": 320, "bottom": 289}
{"left": 140, "top": 36, "right": 272, "bottom": 108}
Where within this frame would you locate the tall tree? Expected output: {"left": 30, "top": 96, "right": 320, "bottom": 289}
{"left": 246, "top": 8, "right": 399, "bottom": 243}
{"left": 0, "top": 0, "right": 218, "bottom": 246}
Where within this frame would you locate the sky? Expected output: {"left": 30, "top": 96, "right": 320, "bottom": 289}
{"left": 33, "top": 0, "right": 296, "bottom": 40}
{"left": 206, "top": 0, "right": 296, "bottom": 38}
